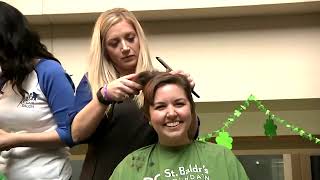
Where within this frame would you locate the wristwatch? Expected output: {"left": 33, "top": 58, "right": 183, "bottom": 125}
{"left": 96, "top": 87, "right": 114, "bottom": 105}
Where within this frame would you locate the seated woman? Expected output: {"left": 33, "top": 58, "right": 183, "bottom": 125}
{"left": 109, "top": 71, "right": 248, "bottom": 180}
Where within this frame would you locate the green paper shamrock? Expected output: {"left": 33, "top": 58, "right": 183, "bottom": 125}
{"left": 234, "top": 110, "right": 241, "bottom": 117}
{"left": 215, "top": 131, "right": 233, "bottom": 150}
{"left": 264, "top": 116, "right": 277, "bottom": 137}
{"left": 248, "top": 95, "right": 256, "bottom": 101}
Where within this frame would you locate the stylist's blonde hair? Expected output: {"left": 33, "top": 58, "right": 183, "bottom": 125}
{"left": 88, "top": 8, "right": 153, "bottom": 107}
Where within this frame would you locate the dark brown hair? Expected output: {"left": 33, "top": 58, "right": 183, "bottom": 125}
{"left": 136, "top": 71, "right": 198, "bottom": 140}
{"left": 0, "top": 2, "right": 58, "bottom": 99}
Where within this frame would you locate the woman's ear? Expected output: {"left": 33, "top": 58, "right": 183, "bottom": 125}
{"left": 148, "top": 120, "right": 152, "bottom": 127}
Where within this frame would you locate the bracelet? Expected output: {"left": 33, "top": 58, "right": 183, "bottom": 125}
{"left": 96, "top": 86, "right": 114, "bottom": 105}
{"left": 102, "top": 84, "right": 108, "bottom": 100}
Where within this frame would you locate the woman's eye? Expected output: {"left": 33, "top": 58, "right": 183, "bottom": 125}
{"left": 175, "top": 102, "right": 185, "bottom": 107}
{"left": 127, "top": 37, "right": 134, "bottom": 42}
{"left": 126, "top": 35, "right": 135, "bottom": 42}
{"left": 154, "top": 105, "right": 165, "bottom": 110}
{"left": 108, "top": 40, "right": 119, "bottom": 48}
{"left": 109, "top": 42, "right": 118, "bottom": 48}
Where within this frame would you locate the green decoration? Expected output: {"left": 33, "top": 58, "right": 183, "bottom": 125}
{"left": 248, "top": 95, "right": 256, "bottom": 101}
{"left": 0, "top": 173, "right": 7, "bottom": 180}
{"left": 265, "top": 110, "right": 270, "bottom": 116}
{"left": 198, "top": 137, "right": 206, "bottom": 142}
{"left": 264, "top": 116, "right": 277, "bottom": 138}
{"left": 198, "top": 94, "right": 320, "bottom": 148}
{"left": 240, "top": 105, "right": 247, "bottom": 111}
{"left": 215, "top": 131, "right": 233, "bottom": 150}
{"left": 243, "top": 100, "right": 250, "bottom": 108}
{"left": 234, "top": 109, "right": 242, "bottom": 117}
{"left": 228, "top": 117, "right": 235, "bottom": 122}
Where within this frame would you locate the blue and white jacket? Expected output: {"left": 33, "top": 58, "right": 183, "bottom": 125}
{"left": 0, "top": 59, "right": 74, "bottom": 180}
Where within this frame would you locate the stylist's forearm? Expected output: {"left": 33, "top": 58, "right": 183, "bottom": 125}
{"left": 71, "top": 97, "right": 108, "bottom": 143}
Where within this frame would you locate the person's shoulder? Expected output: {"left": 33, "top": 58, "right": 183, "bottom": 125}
{"left": 122, "top": 144, "right": 155, "bottom": 162}
{"left": 35, "top": 58, "right": 64, "bottom": 73}
{"left": 194, "top": 140, "right": 231, "bottom": 154}
{"left": 194, "top": 140, "right": 224, "bottom": 148}
{"left": 110, "top": 146, "right": 155, "bottom": 180}
{"left": 37, "top": 58, "right": 61, "bottom": 66}
{"left": 130, "top": 144, "right": 155, "bottom": 155}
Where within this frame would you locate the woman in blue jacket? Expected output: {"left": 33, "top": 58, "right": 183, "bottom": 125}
{"left": 0, "top": 2, "right": 75, "bottom": 179}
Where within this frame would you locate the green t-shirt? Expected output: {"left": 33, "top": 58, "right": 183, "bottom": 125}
{"left": 109, "top": 141, "right": 248, "bottom": 180}
{"left": 0, "top": 172, "right": 7, "bottom": 180}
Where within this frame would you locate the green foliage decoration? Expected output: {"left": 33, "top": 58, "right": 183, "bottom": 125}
{"left": 198, "top": 95, "right": 320, "bottom": 149}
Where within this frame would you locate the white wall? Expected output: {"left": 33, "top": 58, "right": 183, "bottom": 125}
{"left": 4, "top": 0, "right": 319, "bottom": 136}
{"left": 7, "top": 0, "right": 319, "bottom": 15}
{"left": 144, "top": 14, "right": 320, "bottom": 102}
{"left": 34, "top": 13, "right": 320, "bottom": 102}
{"left": 32, "top": 13, "right": 320, "bottom": 136}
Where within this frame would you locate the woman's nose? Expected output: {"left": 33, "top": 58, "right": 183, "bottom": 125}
{"left": 166, "top": 106, "right": 177, "bottom": 118}
{"left": 120, "top": 40, "right": 130, "bottom": 53}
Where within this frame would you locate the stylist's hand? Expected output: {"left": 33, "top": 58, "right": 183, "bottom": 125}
{"left": 106, "top": 74, "right": 142, "bottom": 102}
{"left": 0, "top": 129, "right": 14, "bottom": 151}
{"left": 169, "top": 70, "right": 195, "bottom": 89}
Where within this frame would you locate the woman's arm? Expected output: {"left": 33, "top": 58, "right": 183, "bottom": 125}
{"left": 0, "top": 130, "right": 64, "bottom": 150}
{"left": 71, "top": 93, "right": 109, "bottom": 143}
{"left": 71, "top": 73, "right": 142, "bottom": 143}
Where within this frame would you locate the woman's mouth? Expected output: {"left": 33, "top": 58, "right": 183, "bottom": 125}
{"left": 121, "top": 55, "right": 135, "bottom": 60}
{"left": 165, "top": 121, "right": 181, "bottom": 127}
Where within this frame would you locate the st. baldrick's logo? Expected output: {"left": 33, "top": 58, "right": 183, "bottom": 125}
{"left": 143, "top": 164, "right": 209, "bottom": 180}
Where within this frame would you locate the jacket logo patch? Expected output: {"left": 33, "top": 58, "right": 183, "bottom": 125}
{"left": 19, "top": 92, "right": 39, "bottom": 108}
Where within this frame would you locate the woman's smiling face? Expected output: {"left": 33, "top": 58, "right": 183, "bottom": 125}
{"left": 149, "top": 83, "right": 193, "bottom": 146}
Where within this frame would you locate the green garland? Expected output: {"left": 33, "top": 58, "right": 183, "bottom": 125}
{"left": 198, "top": 95, "right": 320, "bottom": 149}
